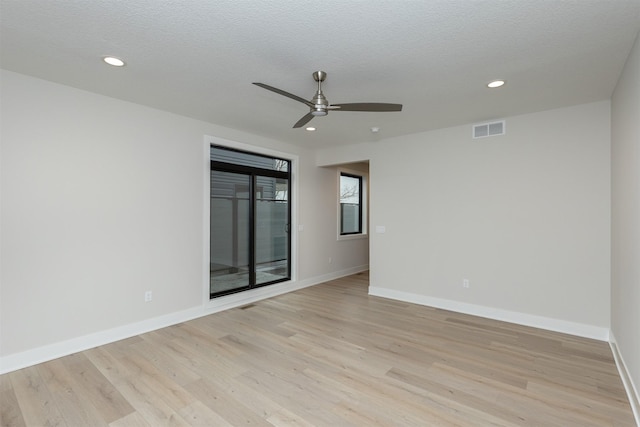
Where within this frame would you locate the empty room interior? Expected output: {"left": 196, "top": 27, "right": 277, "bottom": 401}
{"left": 1, "top": 1, "right": 639, "bottom": 426}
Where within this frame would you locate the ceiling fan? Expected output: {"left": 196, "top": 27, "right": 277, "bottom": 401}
{"left": 253, "top": 71, "right": 402, "bottom": 128}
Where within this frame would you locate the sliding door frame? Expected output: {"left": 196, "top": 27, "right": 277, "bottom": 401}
{"left": 203, "top": 135, "right": 298, "bottom": 308}
{"left": 209, "top": 147, "right": 292, "bottom": 298}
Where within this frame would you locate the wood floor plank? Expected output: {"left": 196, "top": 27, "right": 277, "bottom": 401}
{"left": 9, "top": 365, "right": 67, "bottom": 427}
{"left": 175, "top": 400, "right": 234, "bottom": 427}
{"left": 184, "top": 378, "right": 273, "bottom": 427}
{"left": 127, "top": 339, "right": 202, "bottom": 387}
{"left": 1, "top": 271, "right": 635, "bottom": 426}
{"left": 386, "top": 367, "right": 526, "bottom": 426}
{"left": 266, "top": 407, "right": 316, "bottom": 427}
{"left": 526, "top": 380, "right": 636, "bottom": 425}
{"left": 0, "top": 382, "right": 27, "bottom": 427}
{"left": 59, "top": 352, "right": 135, "bottom": 423}
{"left": 428, "top": 361, "right": 615, "bottom": 427}
{"left": 108, "top": 411, "right": 152, "bottom": 427}
{"left": 37, "top": 359, "right": 109, "bottom": 427}
{"left": 236, "top": 368, "right": 355, "bottom": 426}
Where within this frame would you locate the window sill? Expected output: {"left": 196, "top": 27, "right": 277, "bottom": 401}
{"left": 337, "top": 233, "right": 369, "bottom": 241}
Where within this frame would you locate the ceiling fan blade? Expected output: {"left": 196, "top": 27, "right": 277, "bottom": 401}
{"left": 331, "top": 103, "right": 403, "bottom": 112}
{"left": 293, "top": 112, "right": 315, "bottom": 128}
{"left": 253, "top": 83, "right": 314, "bottom": 107}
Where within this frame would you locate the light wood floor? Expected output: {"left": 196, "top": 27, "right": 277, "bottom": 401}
{"left": 1, "top": 272, "right": 635, "bottom": 426}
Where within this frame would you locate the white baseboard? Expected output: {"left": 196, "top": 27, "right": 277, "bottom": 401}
{"left": 368, "top": 286, "right": 610, "bottom": 341}
{"left": 0, "top": 265, "right": 368, "bottom": 375}
{"left": 0, "top": 305, "right": 204, "bottom": 375}
{"left": 609, "top": 332, "right": 640, "bottom": 426}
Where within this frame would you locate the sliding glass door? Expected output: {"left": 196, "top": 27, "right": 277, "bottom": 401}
{"left": 210, "top": 146, "right": 290, "bottom": 298}
{"left": 255, "top": 175, "right": 289, "bottom": 284}
{"left": 210, "top": 170, "right": 251, "bottom": 294}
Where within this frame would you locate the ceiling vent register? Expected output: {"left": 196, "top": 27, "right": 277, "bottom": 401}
{"left": 473, "top": 120, "right": 505, "bottom": 138}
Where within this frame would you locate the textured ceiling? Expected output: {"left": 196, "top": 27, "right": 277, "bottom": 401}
{"left": 1, "top": 0, "right": 639, "bottom": 148}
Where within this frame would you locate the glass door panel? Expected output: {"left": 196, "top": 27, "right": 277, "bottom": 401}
{"left": 255, "top": 176, "right": 289, "bottom": 285}
{"left": 210, "top": 170, "right": 251, "bottom": 295}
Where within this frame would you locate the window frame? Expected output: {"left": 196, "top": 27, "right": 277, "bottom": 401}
{"left": 337, "top": 169, "right": 368, "bottom": 240}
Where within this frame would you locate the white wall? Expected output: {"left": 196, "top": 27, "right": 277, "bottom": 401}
{"left": 611, "top": 30, "right": 640, "bottom": 412}
{"left": 319, "top": 101, "right": 612, "bottom": 338}
{"left": 0, "top": 70, "right": 368, "bottom": 370}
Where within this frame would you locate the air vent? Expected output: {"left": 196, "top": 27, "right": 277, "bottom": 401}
{"left": 473, "top": 120, "right": 505, "bottom": 139}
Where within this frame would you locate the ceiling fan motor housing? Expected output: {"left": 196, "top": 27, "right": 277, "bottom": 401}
{"left": 311, "top": 91, "right": 329, "bottom": 115}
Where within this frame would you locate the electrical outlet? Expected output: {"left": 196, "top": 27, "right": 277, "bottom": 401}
{"left": 144, "top": 291, "right": 153, "bottom": 302}
{"left": 463, "top": 279, "right": 470, "bottom": 289}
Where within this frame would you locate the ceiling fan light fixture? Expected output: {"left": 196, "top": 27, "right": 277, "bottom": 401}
{"left": 103, "top": 56, "right": 126, "bottom": 67}
{"left": 487, "top": 80, "right": 505, "bottom": 88}
{"left": 311, "top": 110, "right": 327, "bottom": 116}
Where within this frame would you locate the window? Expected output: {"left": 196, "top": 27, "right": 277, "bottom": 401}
{"left": 210, "top": 146, "right": 291, "bottom": 298}
{"left": 340, "top": 172, "right": 364, "bottom": 235}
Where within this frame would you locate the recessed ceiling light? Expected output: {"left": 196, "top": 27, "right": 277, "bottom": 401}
{"left": 103, "top": 56, "right": 126, "bottom": 67}
{"left": 306, "top": 127, "right": 316, "bottom": 131}
{"left": 370, "top": 127, "right": 380, "bottom": 133}
{"left": 487, "top": 80, "right": 505, "bottom": 88}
